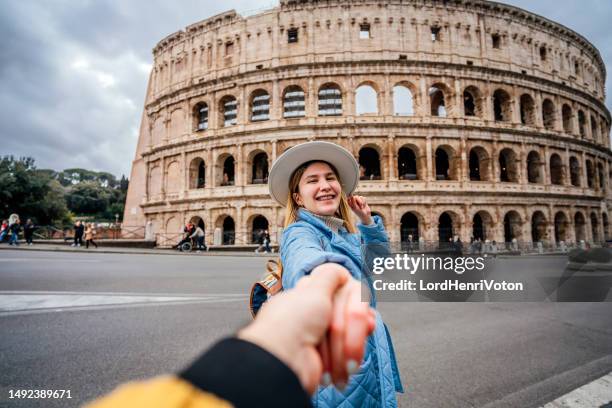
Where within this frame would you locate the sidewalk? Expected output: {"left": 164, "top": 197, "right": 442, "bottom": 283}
{"left": 0, "top": 243, "right": 274, "bottom": 257}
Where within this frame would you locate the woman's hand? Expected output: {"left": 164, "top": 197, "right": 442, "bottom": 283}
{"left": 347, "top": 195, "right": 373, "bottom": 225}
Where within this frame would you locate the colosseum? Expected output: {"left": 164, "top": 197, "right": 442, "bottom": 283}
{"left": 123, "top": 0, "right": 612, "bottom": 250}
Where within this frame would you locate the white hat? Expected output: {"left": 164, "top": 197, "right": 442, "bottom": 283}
{"left": 268, "top": 141, "right": 359, "bottom": 206}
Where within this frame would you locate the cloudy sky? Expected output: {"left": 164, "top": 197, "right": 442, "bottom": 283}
{"left": 1, "top": 0, "right": 610, "bottom": 178}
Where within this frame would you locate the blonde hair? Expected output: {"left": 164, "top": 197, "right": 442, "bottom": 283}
{"left": 283, "top": 160, "right": 357, "bottom": 234}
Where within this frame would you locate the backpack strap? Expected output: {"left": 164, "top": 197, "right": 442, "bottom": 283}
{"left": 249, "top": 259, "right": 283, "bottom": 318}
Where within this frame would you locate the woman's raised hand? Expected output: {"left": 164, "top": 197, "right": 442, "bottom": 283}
{"left": 347, "top": 195, "right": 373, "bottom": 225}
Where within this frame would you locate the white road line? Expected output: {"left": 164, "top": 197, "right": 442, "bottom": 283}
{"left": 542, "top": 372, "right": 612, "bottom": 407}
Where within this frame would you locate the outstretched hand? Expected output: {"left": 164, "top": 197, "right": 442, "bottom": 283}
{"left": 347, "top": 195, "right": 373, "bottom": 225}
{"left": 238, "top": 264, "right": 375, "bottom": 394}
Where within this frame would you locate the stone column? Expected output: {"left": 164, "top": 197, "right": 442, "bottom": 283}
{"left": 425, "top": 136, "right": 433, "bottom": 182}
{"left": 180, "top": 151, "right": 187, "bottom": 196}
{"left": 236, "top": 143, "right": 244, "bottom": 186}
{"left": 206, "top": 149, "right": 213, "bottom": 189}
{"left": 387, "top": 134, "right": 396, "bottom": 180}
{"left": 543, "top": 145, "right": 550, "bottom": 185}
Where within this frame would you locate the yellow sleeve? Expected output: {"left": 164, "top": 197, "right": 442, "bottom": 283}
{"left": 84, "top": 375, "right": 233, "bottom": 408}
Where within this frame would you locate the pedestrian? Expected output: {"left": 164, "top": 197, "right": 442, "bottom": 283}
{"left": 8, "top": 218, "right": 21, "bottom": 246}
{"left": 254, "top": 229, "right": 266, "bottom": 253}
{"left": 86, "top": 267, "right": 375, "bottom": 408}
{"left": 268, "top": 141, "right": 403, "bottom": 407}
{"left": 264, "top": 229, "right": 272, "bottom": 253}
{"left": 0, "top": 219, "right": 8, "bottom": 242}
{"left": 85, "top": 223, "right": 98, "bottom": 249}
{"left": 190, "top": 224, "right": 206, "bottom": 251}
{"left": 23, "top": 219, "right": 35, "bottom": 245}
{"left": 72, "top": 221, "right": 84, "bottom": 247}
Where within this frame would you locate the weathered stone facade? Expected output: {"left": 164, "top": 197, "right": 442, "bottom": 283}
{"left": 123, "top": 0, "right": 612, "bottom": 248}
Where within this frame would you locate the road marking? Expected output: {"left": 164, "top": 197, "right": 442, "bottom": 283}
{"left": 0, "top": 292, "right": 248, "bottom": 315}
{"left": 541, "top": 372, "right": 612, "bottom": 407}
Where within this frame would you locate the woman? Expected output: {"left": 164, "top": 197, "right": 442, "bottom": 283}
{"left": 85, "top": 223, "right": 98, "bottom": 248}
{"left": 268, "top": 141, "right": 403, "bottom": 407}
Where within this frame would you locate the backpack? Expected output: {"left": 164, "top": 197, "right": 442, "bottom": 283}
{"left": 249, "top": 258, "right": 283, "bottom": 318}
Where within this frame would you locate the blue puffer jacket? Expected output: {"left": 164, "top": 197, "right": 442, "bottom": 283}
{"left": 281, "top": 209, "right": 404, "bottom": 408}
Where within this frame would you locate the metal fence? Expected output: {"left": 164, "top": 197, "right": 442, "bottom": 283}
{"left": 29, "top": 224, "right": 145, "bottom": 241}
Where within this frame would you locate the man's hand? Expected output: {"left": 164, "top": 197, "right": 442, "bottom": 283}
{"left": 238, "top": 264, "right": 375, "bottom": 394}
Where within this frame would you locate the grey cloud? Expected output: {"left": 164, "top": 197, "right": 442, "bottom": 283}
{"left": 0, "top": 0, "right": 610, "bottom": 177}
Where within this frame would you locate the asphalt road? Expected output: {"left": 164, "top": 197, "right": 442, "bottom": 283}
{"left": 1, "top": 250, "right": 611, "bottom": 407}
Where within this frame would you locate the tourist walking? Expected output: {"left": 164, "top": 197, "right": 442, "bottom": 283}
{"left": 8, "top": 218, "right": 21, "bottom": 246}
{"left": 72, "top": 221, "right": 85, "bottom": 247}
{"left": 85, "top": 223, "right": 98, "bottom": 248}
{"left": 190, "top": 224, "right": 206, "bottom": 251}
{"left": 0, "top": 219, "right": 8, "bottom": 242}
{"left": 23, "top": 219, "right": 35, "bottom": 245}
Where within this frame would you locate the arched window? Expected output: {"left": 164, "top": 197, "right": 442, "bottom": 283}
{"left": 429, "top": 86, "right": 447, "bottom": 117}
{"left": 574, "top": 212, "right": 586, "bottom": 242}
{"left": 355, "top": 85, "right": 378, "bottom": 115}
{"left": 591, "top": 114, "right": 599, "bottom": 141}
{"left": 569, "top": 156, "right": 581, "bottom": 187}
{"left": 220, "top": 96, "right": 237, "bottom": 127}
{"left": 549, "top": 154, "right": 564, "bottom": 185}
{"left": 591, "top": 213, "right": 600, "bottom": 242}
{"left": 531, "top": 211, "right": 547, "bottom": 242}
{"left": 499, "top": 148, "right": 518, "bottom": 182}
{"left": 493, "top": 89, "right": 511, "bottom": 122}
{"left": 194, "top": 102, "right": 208, "bottom": 131}
{"left": 586, "top": 159, "right": 594, "bottom": 188}
{"left": 358, "top": 147, "right": 381, "bottom": 180}
{"left": 251, "top": 152, "right": 269, "bottom": 184}
{"left": 520, "top": 94, "right": 536, "bottom": 125}
{"left": 189, "top": 158, "right": 206, "bottom": 189}
{"left": 251, "top": 90, "right": 270, "bottom": 122}
{"left": 598, "top": 162, "right": 605, "bottom": 190}
{"left": 393, "top": 85, "right": 414, "bottom": 116}
{"left": 542, "top": 99, "right": 556, "bottom": 130}
{"left": 554, "top": 212, "right": 568, "bottom": 243}
{"left": 463, "top": 86, "right": 482, "bottom": 117}
{"left": 469, "top": 147, "right": 490, "bottom": 181}
{"left": 251, "top": 215, "right": 269, "bottom": 244}
{"left": 222, "top": 216, "right": 235, "bottom": 245}
{"left": 318, "top": 84, "right": 342, "bottom": 116}
{"left": 562, "top": 104, "right": 573, "bottom": 133}
{"left": 435, "top": 147, "right": 454, "bottom": 180}
{"left": 503, "top": 211, "right": 522, "bottom": 242}
{"left": 398, "top": 147, "right": 418, "bottom": 180}
{"left": 401, "top": 212, "right": 420, "bottom": 245}
{"left": 438, "top": 212, "right": 455, "bottom": 243}
{"left": 578, "top": 110, "right": 587, "bottom": 138}
{"left": 527, "top": 151, "right": 543, "bottom": 183}
{"left": 283, "top": 86, "right": 305, "bottom": 118}
{"left": 219, "top": 156, "right": 235, "bottom": 186}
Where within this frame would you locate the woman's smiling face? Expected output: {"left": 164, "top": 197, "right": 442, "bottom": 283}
{"left": 294, "top": 162, "right": 342, "bottom": 216}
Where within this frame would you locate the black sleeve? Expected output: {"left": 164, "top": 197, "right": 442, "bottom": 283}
{"left": 179, "top": 337, "right": 312, "bottom": 408}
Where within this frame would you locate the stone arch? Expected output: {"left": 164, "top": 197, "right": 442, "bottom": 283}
{"left": 216, "top": 153, "right": 235, "bottom": 186}
{"left": 591, "top": 212, "right": 600, "bottom": 242}
{"left": 193, "top": 101, "right": 209, "bottom": 131}
{"left": 531, "top": 211, "right": 547, "bottom": 242}
{"left": 400, "top": 211, "right": 422, "bottom": 245}
{"left": 499, "top": 148, "right": 519, "bottom": 182}
{"left": 463, "top": 86, "right": 483, "bottom": 118}
{"left": 149, "top": 165, "right": 162, "bottom": 197}
{"left": 527, "top": 151, "right": 544, "bottom": 183}
{"left": 591, "top": 114, "right": 599, "bottom": 142}
{"left": 165, "top": 216, "right": 181, "bottom": 235}
{"left": 151, "top": 116, "right": 165, "bottom": 146}
{"left": 468, "top": 146, "right": 491, "bottom": 181}
{"left": 355, "top": 83, "right": 378, "bottom": 115}
{"left": 549, "top": 153, "right": 565, "bottom": 185}
{"left": 472, "top": 210, "right": 494, "bottom": 241}
{"left": 392, "top": 83, "right": 415, "bottom": 116}
{"left": 318, "top": 82, "right": 343, "bottom": 116}
{"left": 562, "top": 104, "right": 573, "bottom": 133}
{"left": 250, "top": 89, "right": 271, "bottom": 122}
{"left": 283, "top": 85, "right": 306, "bottom": 118}
{"left": 435, "top": 145, "right": 458, "bottom": 180}
{"left": 438, "top": 210, "right": 461, "bottom": 243}
{"left": 219, "top": 95, "right": 238, "bottom": 127}
{"left": 216, "top": 215, "right": 235, "bottom": 245}
{"left": 520, "top": 94, "right": 536, "bottom": 125}
{"left": 248, "top": 214, "right": 269, "bottom": 244}
{"left": 165, "top": 160, "right": 180, "bottom": 193}
{"left": 569, "top": 156, "right": 581, "bottom": 187}
{"left": 398, "top": 145, "right": 419, "bottom": 180}
{"left": 574, "top": 212, "right": 586, "bottom": 242}
{"left": 542, "top": 98, "right": 556, "bottom": 130}
{"left": 554, "top": 211, "right": 569, "bottom": 243}
{"left": 429, "top": 82, "right": 452, "bottom": 117}
{"left": 248, "top": 150, "right": 269, "bottom": 184}
{"left": 359, "top": 145, "right": 382, "bottom": 180}
{"left": 493, "top": 89, "right": 512, "bottom": 122}
{"left": 586, "top": 159, "right": 595, "bottom": 188}
{"left": 189, "top": 157, "right": 206, "bottom": 189}
{"left": 578, "top": 110, "right": 587, "bottom": 138}
{"left": 503, "top": 210, "right": 523, "bottom": 242}
{"left": 169, "top": 108, "right": 185, "bottom": 140}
